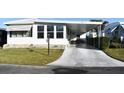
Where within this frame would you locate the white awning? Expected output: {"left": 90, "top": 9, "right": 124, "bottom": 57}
{"left": 6, "top": 25, "right": 32, "bottom": 31}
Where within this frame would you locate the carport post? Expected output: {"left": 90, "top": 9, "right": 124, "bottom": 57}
{"left": 98, "top": 25, "right": 102, "bottom": 49}
{"left": 47, "top": 34, "right": 50, "bottom": 55}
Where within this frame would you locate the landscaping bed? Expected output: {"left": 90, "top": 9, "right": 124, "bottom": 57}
{"left": 104, "top": 48, "right": 124, "bottom": 62}
{"left": 0, "top": 48, "right": 64, "bottom": 65}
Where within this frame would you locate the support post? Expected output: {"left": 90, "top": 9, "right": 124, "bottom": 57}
{"left": 98, "top": 25, "right": 102, "bottom": 49}
{"left": 54, "top": 25, "right": 56, "bottom": 39}
{"left": 47, "top": 34, "right": 50, "bottom": 55}
{"left": 63, "top": 25, "right": 67, "bottom": 39}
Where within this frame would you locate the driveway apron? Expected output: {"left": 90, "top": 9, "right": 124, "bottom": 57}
{"left": 49, "top": 44, "right": 124, "bottom": 67}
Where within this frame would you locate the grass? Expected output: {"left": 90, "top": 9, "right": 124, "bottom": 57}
{"left": 104, "top": 48, "right": 124, "bottom": 62}
{"left": 0, "top": 48, "right": 64, "bottom": 66}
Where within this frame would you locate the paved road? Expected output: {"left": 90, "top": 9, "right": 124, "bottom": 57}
{"left": 1, "top": 64, "right": 124, "bottom": 74}
{"left": 49, "top": 44, "right": 124, "bottom": 67}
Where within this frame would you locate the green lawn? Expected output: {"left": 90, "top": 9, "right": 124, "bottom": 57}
{"left": 0, "top": 48, "right": 64, "bottom": 65}
{"left": 104, "top": 48, "right": 124, "bottom": 62}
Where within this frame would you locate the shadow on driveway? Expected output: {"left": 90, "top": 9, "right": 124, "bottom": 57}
{"left": 75, "top": 44, "right": 98, "bottom": 50}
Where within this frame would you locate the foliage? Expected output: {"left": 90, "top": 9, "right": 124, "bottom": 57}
{"left": 86, "top": 37, "right": 110, "bottom": 50}
{"left": 112, "top": 36, "right": 120, "bottom": 43}
{"left": 100, "top": 37, "right": 110, "bottom": 50}
{"left": 90, "top": 19, "right": 103, "bottom": 22}
{"left": 109, "top": 42, "right": 124, "bottom": 48}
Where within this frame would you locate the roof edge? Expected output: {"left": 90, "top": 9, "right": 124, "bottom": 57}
{"left": 4, "top": 18, "right": 103, "bottom": 25}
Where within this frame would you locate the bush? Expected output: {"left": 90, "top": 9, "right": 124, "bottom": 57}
{"left": 100, "top": 37, "right": 110, "bottom": 50}
{"left": 112, "top": 36, "right": 120, "bottom": 43}
{"left": 86, "top": 37, "right": 110, "bottom": 50}
{"left": 109, "top": 42, "right": 121, "bottom": 48}
{"left": 86, "top": 37, "right": 95, "bottom": 46}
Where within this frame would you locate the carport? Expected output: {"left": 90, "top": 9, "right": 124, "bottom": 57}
{"left": 63, "top": 21, "right": 103, "bottom": 48}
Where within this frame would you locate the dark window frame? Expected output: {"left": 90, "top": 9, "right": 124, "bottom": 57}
{"left": 47, "top": 32, "right": 54, "bottom": 38}
{"left": 56, "top": 25, "right": 64, "bottom": 31}
{"left": 37, "top": 26, "right": 44, "bottom": 31}
{"left": 57, "top": 32, "right": 63, "bottom": 38}
{"left": 10, "top": 31, "right": 32, "bottom": 37}
{"left": 56, "top": 25, "right": 64, "bottom": 38}
{"left": 38, "top": 33, "right": 44, "bottom": 38}
{"left": 37, "top": 25, "right": 44, "bottom": 39}
{"left": 47, "top": 25, "right": 54, "bottom": 31}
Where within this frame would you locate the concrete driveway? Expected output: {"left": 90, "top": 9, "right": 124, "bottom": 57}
{"left": 49, "top": 44, "right": 124, "bottom": 67}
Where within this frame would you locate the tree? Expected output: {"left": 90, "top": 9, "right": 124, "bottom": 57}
{"left": 90, "top": 19, "right": 103, "bottom": 22}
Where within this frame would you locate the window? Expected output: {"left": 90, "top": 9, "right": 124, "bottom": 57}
{"left": 47, "top": 25, "right": 54, "bottom": 31}
{"left": 47, "top": 25, "right": 54, "bottom": 38}
{"left": 56, "top": 25, "right": 63, "bottom": 31}
{"left": 57, "top": 32, "right": 63, "bottom": 38}
{"left": 38, "top": 26, "right": 44, "bottom": 31}
{"left": 10, "top": 31, "right": 31, "bottom": 37}
{"left": 10, "top": 32, "right": 16, "bottom": 37}
{"left": 37, "top": 25, "right": 44, "bottom": 38}
{"left": 38, "top": 33, "right": 44, "bottom": 38}
{"left": 56, "top": 25, "right": 64, "bottom": 38}
{"left": 47, "top": 33, "right": 54, "bottom": 38}
{"left": 37, "top": 31, "right": 44, "bottom": 38}
{"left": 29, "top": 30, "right": 32, "bottom": 37}
{"left": 17, "top": 32, "right": 23, "bottom": 37}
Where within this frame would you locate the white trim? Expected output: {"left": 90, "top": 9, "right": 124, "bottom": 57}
{"left": 44, "top": 25, "right": 47, "bottom": 39}
{"left": 54, "top": 25, "right": 56, "bottom": 39}
{"left": 111, "top": 26, "right": 118, "bottom": 32}
{"left": 4, "top": 19, "right": 103, "bottom": 25}
{"left": 32, "top": 24, "right": 37, "bottom": 39}
{"left": 63, "top": 25, "right": 66, "bottom": 39}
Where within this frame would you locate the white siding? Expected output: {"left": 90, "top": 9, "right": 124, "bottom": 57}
{"left": 7, "top": 24, "right": 69, "bottom": 46}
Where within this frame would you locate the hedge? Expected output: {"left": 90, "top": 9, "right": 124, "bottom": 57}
{"left": 100, "top": 37, "right": 110, "bottom": 50}
{"left": 86, "top": 37, "right": 110, "bottom": 50}
{"left": 109, "top": 42, "right": 124, "bottom": 48}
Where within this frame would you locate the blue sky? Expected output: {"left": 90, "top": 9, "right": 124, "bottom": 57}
{"left": 1, "top": 18, "right": 124, "bottom": 28}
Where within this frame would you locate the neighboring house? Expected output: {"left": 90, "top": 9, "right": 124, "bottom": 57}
{"left": 4, "top": 19, "right": 103, "bottom": 48}
{"left": 0, "top": 28, "right": 7, "bottom": 47}
{"left": 86, "top": 29, "right": 97, "bottom": 38}
{"left": 86, "top": 21, "right": 109, "bottom": 38}
{"left": 104, "top": 22, "right": 124, "bottom": 42}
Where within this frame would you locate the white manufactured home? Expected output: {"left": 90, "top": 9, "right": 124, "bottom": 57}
{"left": 4, "top": 19, "right": 103, "bottom": 48}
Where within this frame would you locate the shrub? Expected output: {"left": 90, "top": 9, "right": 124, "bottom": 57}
{"left": 94, "top": 37, "right": 98, "bottom": 48}
{"left": 109, "top": 42, "right": 121, "bottom": 48}
{"left": 86, "top": 37, "right": 94, "bottom": 46}
{"left": 100, "top": 37, "right": 110, "bottom": 50}
{"left": 112, "top": 36, "right": 120, "bottom": 43}
{"left": 86, "top": 37, "right": 110, "bottom": 50}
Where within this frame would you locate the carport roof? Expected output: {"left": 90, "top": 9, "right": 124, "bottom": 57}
{"left": 4, "top": 19, "right": 103, "bottom": 25}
